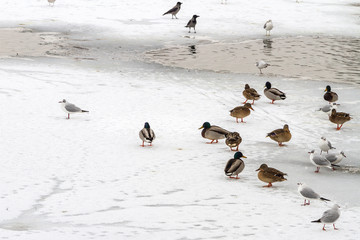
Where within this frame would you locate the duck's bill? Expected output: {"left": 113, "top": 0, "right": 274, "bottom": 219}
{"left": 255, "top": 168, "right": 260, "bottom": 171}
{"left": 250, "top": 107, "right": 255, "bottom": 111}
{"left": 198, "top": 126, "right": 204, "bottom": 129}
{"left": 242, "top": 156, "right": 247, "bottom": 158}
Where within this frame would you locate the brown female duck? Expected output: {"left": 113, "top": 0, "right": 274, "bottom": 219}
{"left": 256, "top": 164, "right": 287, "bottom": 187}
{"left": 266, "top": 124, "right": 292, "bottom": 146}
{"left": 230, "top": 103, "right": 254, "bottom": 123}
{"left": 243, "top": 84, "right": 261, "bottom": 105}
{"left": 225, "top": 132, "right": 242, "bottom": 151}
{"left": 329, "top": 109, "right": 351, "bottom": 130}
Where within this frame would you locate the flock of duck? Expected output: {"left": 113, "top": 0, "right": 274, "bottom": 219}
{"left": 59, "top": 81, "right": 350, "bottom": 231}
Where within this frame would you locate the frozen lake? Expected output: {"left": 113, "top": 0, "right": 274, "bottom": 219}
{"left": 0, "top": 0, "right": 359, "bottom": 239}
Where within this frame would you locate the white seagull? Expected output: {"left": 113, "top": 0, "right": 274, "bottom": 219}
{"left": 308, "top": 150, "right": 332, "bottom": 173}
{"left": 59, "top": 99, "right": 89, "bottom": 119}
{"left": 325, "top": 151, "right": 346, "bottom": 166}
{"left": 297, "top": 183, "right": 330, "bottom": 206}
{"left": 264, "top": 20, "right": 273, "bottom": 36}
{"left": 312, "top": 204, "right": 340, "bottom": 231}
{"left": 317, "top": 103, "right": 338, "bottom": 114}
{"left": 318, "top": 137, "right": 336, "bottom": 154}
{"left": 256, "top": 60, "right": 270, "bottom": 74}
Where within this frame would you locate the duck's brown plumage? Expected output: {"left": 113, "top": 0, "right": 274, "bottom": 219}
{"left": 256, "top": 164, "right": 287, "bottom": 187}
{"left": 230, "top": 103, "right": 254, "bottom": 123}
{"left": 266, "top": 124, "right": 292, "bottom": 146}
{"left": 225, "top": 132, "right": 242, "bottom": 151}
{"left": 329, "top": 109, "right": 351, "bottom": 130}
{"left": 243, "top": 84, "right": 261, "bottom": 104}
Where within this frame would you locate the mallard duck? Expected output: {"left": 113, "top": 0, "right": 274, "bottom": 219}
{"left": 224, "top": 151, "right": 247, "bottom": 179}
{"left": 308, "top": 150, "right": 332, "bottom": 173}
{"left": 256, "top": 164, "right": 287, "bottom": 187}
{"left": 199, "top": 122, "right": 230, "bottom": 144}
{"left": 225, "top": 132, "right": 242, "bottom": 151}
{"left": 256, "top": 60, "right": 270, "bottom": 74}
{"left": 323, "top": 85, "right": 338, "bottom": 103}
{"left": 243, "top": 84, "right": 261, "bottom": 104}
{"left": 329, "top": 109, "right": 351, "bottom": 130}
{"left": 264, "top": 81, "right": 286, "bottom": 104}
{"left": 230, "top": 103, "right": 254, "bottom": 123}
{"left": 139, "top": 122, "right": 156, "bottom": 147}
{"left": 266, "top": 124, "right": 291, "bottom": 146}
{"left": 59, "top": 99, "right": 89, "bottom": 119}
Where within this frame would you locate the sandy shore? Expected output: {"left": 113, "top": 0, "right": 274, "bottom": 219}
{"left": 145, "top": 36, "right": 360, "bottom": 84}
{"left": 0, "top": 28, "right": 74, "bottom": 58}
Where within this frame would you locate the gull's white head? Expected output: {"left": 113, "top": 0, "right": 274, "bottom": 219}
{"left": 59, "top": 99, "right": 67, "bottom": 104}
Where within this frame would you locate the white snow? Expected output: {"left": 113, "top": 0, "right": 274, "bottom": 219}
{"left": 0, "top": 0, "right": 359, "bottom": 239}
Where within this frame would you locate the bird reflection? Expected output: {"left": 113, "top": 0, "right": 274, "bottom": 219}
{"left": 189, "top": 45, "right": 197, "bottom": 55}
{"left": 263, "top": 38, "right": 273, "bottom": 48}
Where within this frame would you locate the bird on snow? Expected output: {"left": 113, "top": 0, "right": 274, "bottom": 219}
{"left": 297, "top": 183, "right": 330, "bottom": 206}
{"left": 59, "top": 99, "right": 89, "bottom": 119}
{"left": 48, "top": 0, "right": 55, "bottom": 6}
{"left": 163, "top": 2, "right": 182, "bottom": 19}
{"left": 266, "top": 124, "right": 292, "bottom": 146}
{"left": 256, "top": 60, "right": 270, "bottom": 74}
{"left": 224, "top": 151, "right": 247, "bottom": 179}
{"left": 264, "top": 20, "right": 273, "bottom": 36}
{"left": 264, "top": 81, "right": 286, "bottom": 104}
{"left": 242, "top": 84, "right": 261, "bottom": 105}
{"left": 139, "top": 122, "right": 156, "bottom": 147}
{"left": 323, "top": 85, "right": 338, "bottom": 104}
{"left": 256, "top": 164, "right": 287, "bottom": 187}
{"left": 229, "top": 103, "right": 254, "bottom": 123}
{"left": 329, "top": 109, "right": 351, "bottom": 131}
{"left": 318, "top": 137, "right": 336, "bottom": 154}
{"left": 325, "top": 151, "right": 346, "bottom": 167}
{"left": 185, "top": 15, "right": 200, "bottom": 33}
{"left": 308, "top": 150, "right": 332, "bottom": 173}
{"left": 225, "top": 132, "right": 242, "bottom": 151}
{"left": 199, "top": 122, "right": 230, "bottom": 144}
{"left": 317, "top": 103, "right": 338, "bottom": 114}
{"left": 312, "top": 204, "right": 341, "bottom": 231}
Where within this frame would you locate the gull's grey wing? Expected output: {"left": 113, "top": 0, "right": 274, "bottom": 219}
{"left": 327, "top": 140, "right": 334, "bottom": 149}
{"left": 313, "top": 155, "right": 330, "bottom": 166}
{"left": 325, "top": 153, "right": 337, "bottom": 163}
{"left": 65, "top": 103, "right": 81, "bottom": 112}
{"left": 321, "top": 209, "right": 340, "bottom": 223}
{"left": 300, "top": 187, "right": 320, "bottom": 199}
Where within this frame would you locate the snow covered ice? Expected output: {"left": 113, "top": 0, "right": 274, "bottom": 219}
{"left": 0, "top": 0, "right": 359, "bottom": 239}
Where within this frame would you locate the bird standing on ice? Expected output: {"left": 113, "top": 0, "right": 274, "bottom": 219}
{"left": 329, "top": 109, "right": 351, "bottom": 130}
{"left": 297, "top": 183, "right": 330, "bottom": 206}
{"left": 199, "top": 122, "right": 230, "bottom": 144}
{"left": 242, "top": 84, "right": 261, "bottom": 105}
{"left": 185, "top": 15, "right": 199, "bottom": 33}
{"left": 139, "top": 122, "right": 156, "bottom": 147}
{"left": 308, "top": 150, "right": 332, "bottom": 173}
{"left": 264, "top": 20, "right": 273, "bottom": 36}
{"left": 224, "top": 151, "right": 247, "bottom": 179}
{"left": 266, "top": 124, "right": 292, "bottom": 146}
{"left": 59, "top": 99, "right": 89, "bottom": 119}
{"left": 256, "top": 164, "right": 287, "bottom": 187}
{"left": 323, "top": 85, "right": 338, "bottom": 104}
{"left": 256, "top": 60, "right": 270, "bottom": 74}
{"left": 48, "top": 0, "right": 55, "bottom": 6}
{"left": 312, "top": 204, "right": 340, "bottom": 231}
{"left": 163, "top": 2, "right": 182, "bottom": 19}
{"left": 318, "top": 137, "right": 336, "bottom": 154}
{"left": 325, "top": 151, "right": 346, "bottom": 166}
{"left": 263, "top": 81, "right": 286, "bottom": 104}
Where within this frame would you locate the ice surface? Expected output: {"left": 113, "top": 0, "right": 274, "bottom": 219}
{"left": 0, "top": 0, "right": 359, "bottom": 239}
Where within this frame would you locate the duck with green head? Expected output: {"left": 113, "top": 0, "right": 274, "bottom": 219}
{"left": 139, "top": 122, "right": 156, "bottom": 147}
{"left": 323, "top": 85, "right": 338, "bottom": 103}
{"left": 199, "top": 122, "right": 230, "bottom": 144}
{"left": 224, "top": 151, "right": 247, "bottom": 179}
